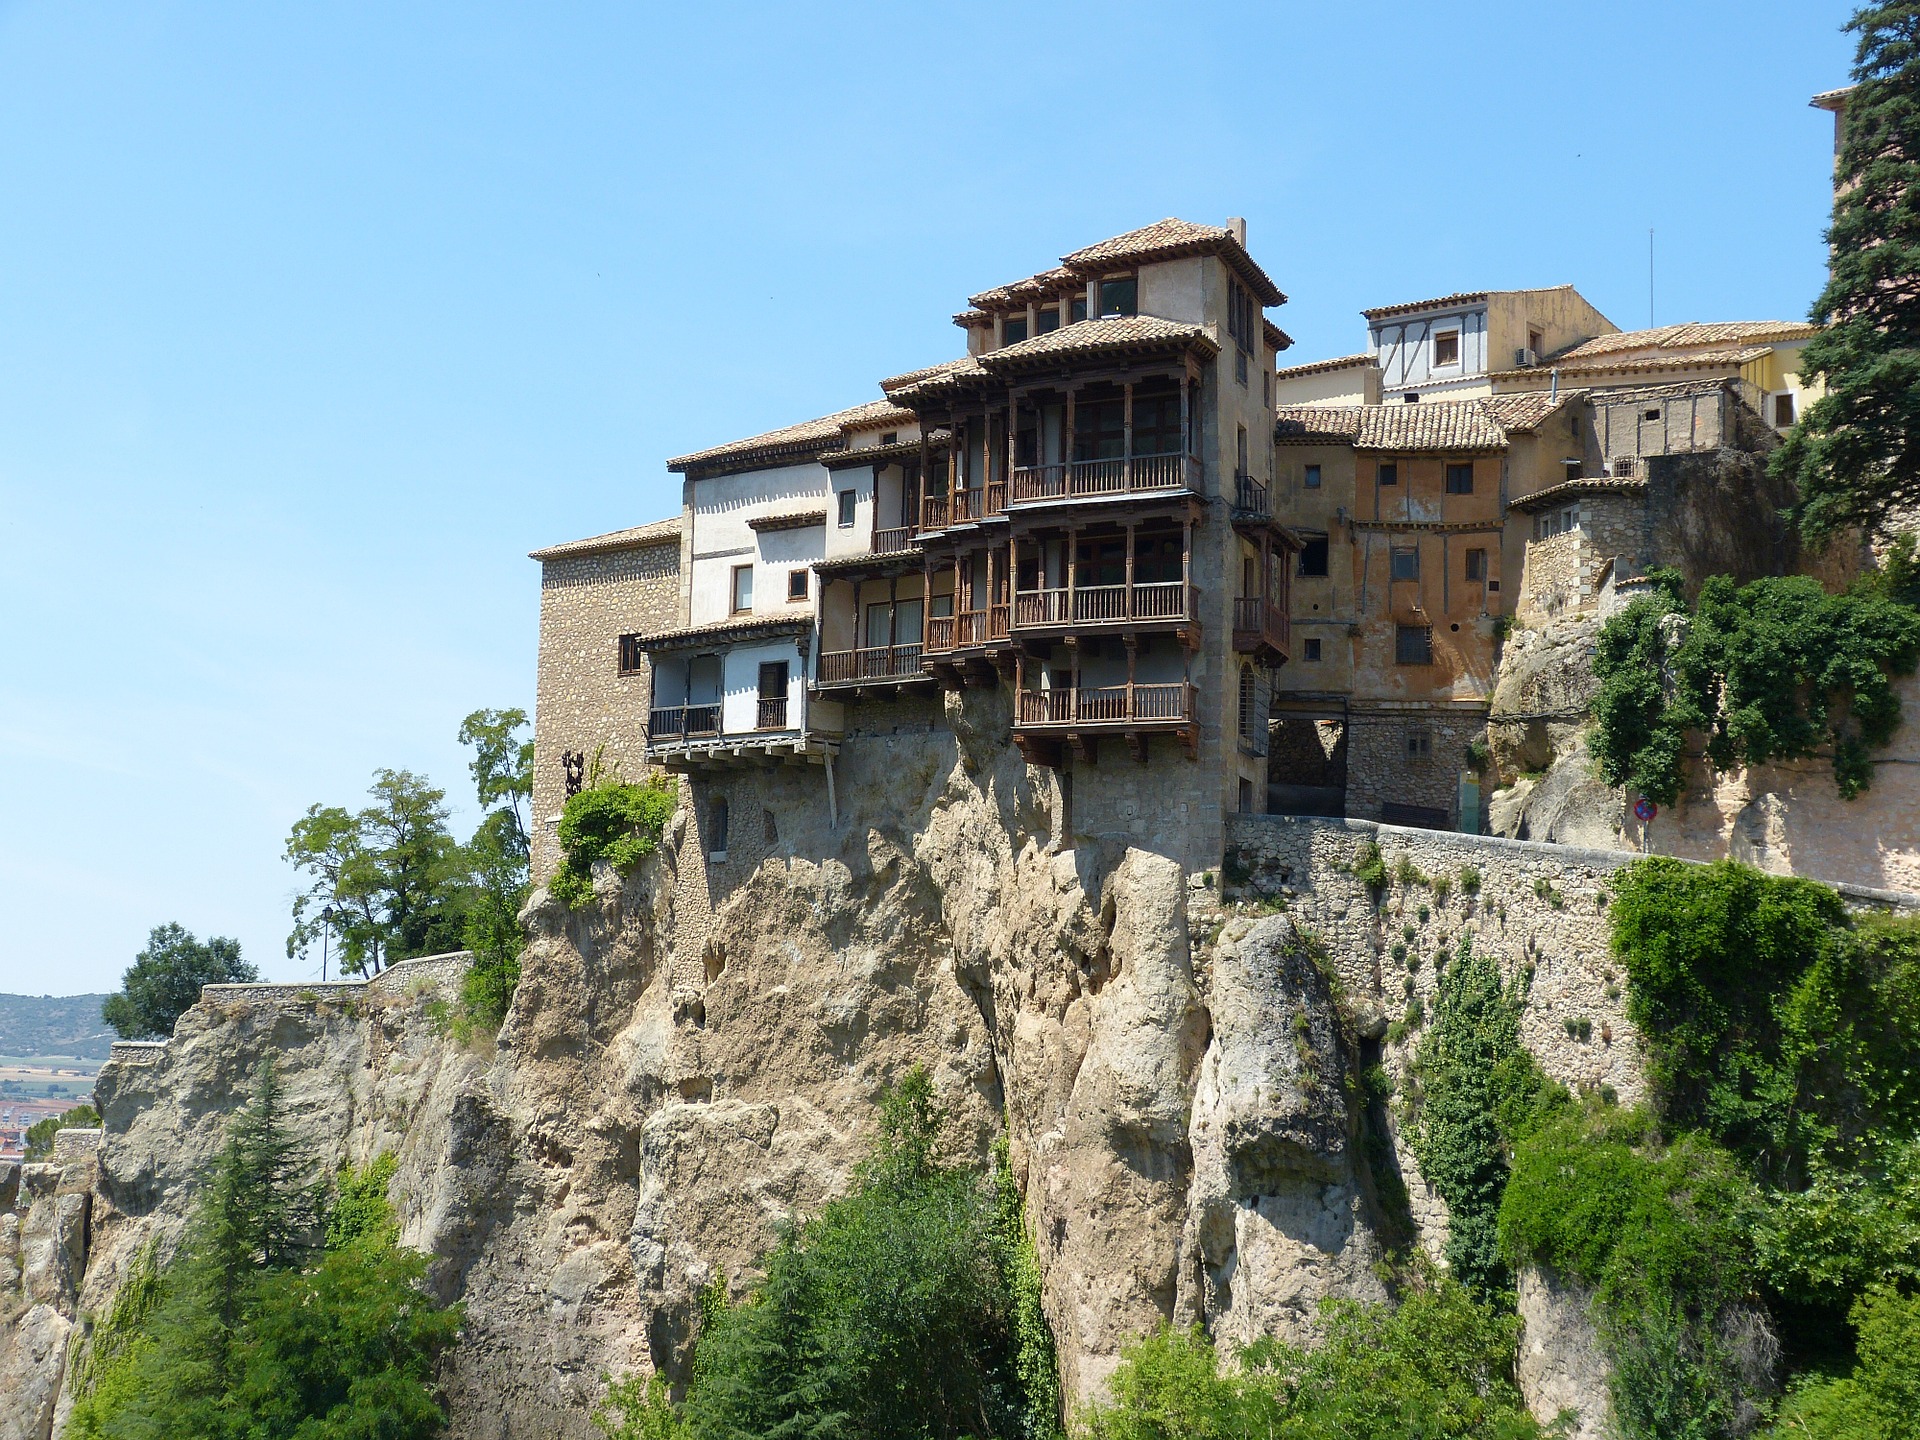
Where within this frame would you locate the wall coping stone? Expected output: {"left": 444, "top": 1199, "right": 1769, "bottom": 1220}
{"left": 1235, "top": 814, "right": 1920, "bottom": 911}
{"left": 198, "top": 950, "right": 474, "bottom": 1007}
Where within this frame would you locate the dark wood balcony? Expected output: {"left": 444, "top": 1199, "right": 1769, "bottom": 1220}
{"left": 649, "top": 704, "right": 722, "bottom": 741}
{"left": 1233, "top": 472, "right": 1270, "bottom": 516}
{"left": 1009, "top": 453, "right": 1198, "bottom": 505}
{"left": 925, "top": 606, "right": 1010, "bottom": 654}
{"left": 815, "top": 643, "right": 926, "bottom": 689}
{"left": 1011, "top": 681, "right": 1199, "bottom": 765}
{"left": 1011, "top": 581, "right": 1199, "bottom": 636}
{"left": 756, "top": 696, "right": 790, "bottom": 730}
{"left": 918, "top": 481, "right": 1007, "bottom": 533}
{"left": 873, "top": 525, "right": 913, "bottom": 553}
{"left": 1232, "top": 596, "right": 1289, "bottom": 663}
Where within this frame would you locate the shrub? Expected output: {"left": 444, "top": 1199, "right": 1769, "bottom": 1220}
{"left": 1765, "top": 1286, "right": 1920, "bottom": 1440}
{"left": 1351, "top": 841, "right": 1388, "bottom": 894}
{"left": 551, "top": 779, "right": 677, "bottom": 909}
{"left": 24, "top": 1103, "right": 99, "bottom": 1160}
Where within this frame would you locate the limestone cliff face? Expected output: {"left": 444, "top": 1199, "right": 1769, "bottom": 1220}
{"left": 12, "top": 695, "right": 1604, "bottom": 1437}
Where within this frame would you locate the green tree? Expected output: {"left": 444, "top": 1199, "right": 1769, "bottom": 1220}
{"left": 1767, "top": 1287, "right": 1920, "bottom": 1439}
{"left": 23, "top": 1102, "right": 99, "bottom": 1160}
{"left": 457, "top": 706, "right": 533, "bottom": 857}
{"left": 285, "top": 770, "right": 465, "bottom": 976}
{"left": 455, "top": 709, "right": 534, "bottom": 1029}
{"left": 1773, "top": 4, "right": 1920, "bottom": 540}
{"left": 102, "top": 923, "right": 256, "bottom": 1040}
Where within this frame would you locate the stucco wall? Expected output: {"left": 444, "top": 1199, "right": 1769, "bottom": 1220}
{"left": 533, "top": 538, "right": 682, "bottom": 880}
{"left": 688, "top": 461, "right": 833, "bottom": 625}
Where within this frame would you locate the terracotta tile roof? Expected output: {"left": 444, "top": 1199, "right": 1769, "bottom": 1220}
{"left": 979, "top": 315, "right": 1215, "bottom": 371}
{"left": 636, "top": 612, "right": 812, "bottom": 650}
{"left": 1482, "top": 391, "right": 1581, "bottom": 433}
{"left": 667, "top": 400, "right": 905, "bottom": 475}
{"left": 529, "top": 517, "right": 681, "bottom": 561}
{"left": 820, "top": 431, "right": 951, "bottom": 469}
{"left": 1275, "top": 399, "right": 1512, "bottom": 452}
{"left": 746, "top": 509, "right": 827, "bottom": 532}
{"left": 1552, "top": 321, "right": 1818, "bottom": 361}
{"left": 841, "top": 403, "right": 917, "bottom": 434}
{"left": 1510, "top": 476, "right": 1648, "bottom": 512}
{"left": 1061, "top": 218, "right": 1286, "bottom": 306}
{"left": 879, "top": 356, "right": 983, "bottom": 393}
{"left": 1811, "top": 86, "right": 1853, "bottom": 111}
{"left": 968, "top": 266, "right": 1079, "bottom": 310}
{"left": 1360, "top": 290, "right": 1491, "bottom": 321}
{"left": 1263, "top": 319, "right": 1292, "bottom": 352}
{"left": 1503, "top": 345, "right": 1774, "bottom": 380}
{"left": 1274, "top": 352, "right": 1377, "bottom": 380}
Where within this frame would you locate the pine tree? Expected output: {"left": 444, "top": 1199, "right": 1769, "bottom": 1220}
{"left": 1776, "top": 4, "right": 1920, "bottom": 539}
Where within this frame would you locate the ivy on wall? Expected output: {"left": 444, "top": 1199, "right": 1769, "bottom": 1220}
{"left": 550, "top": 777, "right": 678, "bottom": 909}
{"left": 1590, "top": 567, "right": 1920, "bottom": 804}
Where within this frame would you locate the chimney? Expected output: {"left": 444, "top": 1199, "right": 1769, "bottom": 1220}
{"left": 1226, "top": 216, "right": 1247, "bottom": 247}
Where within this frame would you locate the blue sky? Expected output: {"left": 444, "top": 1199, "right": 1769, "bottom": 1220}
{"left": 0, "top": 1, "right": 1854, "bottom": 995}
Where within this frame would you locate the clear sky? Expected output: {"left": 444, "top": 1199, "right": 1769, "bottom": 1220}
{"left": 0, "top": 1, "right": 1855, "bottom": 995}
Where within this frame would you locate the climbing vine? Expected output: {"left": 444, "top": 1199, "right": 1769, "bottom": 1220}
{"left": 1591, "top": 567, "right": 1920, "bottom": 804}
{"left": 550, "top": 777, "right": 678, "bottom": 909}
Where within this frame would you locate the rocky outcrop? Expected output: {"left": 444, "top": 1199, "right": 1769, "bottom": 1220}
{"left": 0, "top": 1154, "right": 94, "bottom": 1440}
{"left": 1516, "top": 1265, "right": 1611, "bottom": 1440}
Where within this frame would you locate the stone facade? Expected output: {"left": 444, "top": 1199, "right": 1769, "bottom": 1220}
{"left": 531, "top": 527, "right": 682, "bottom": 881}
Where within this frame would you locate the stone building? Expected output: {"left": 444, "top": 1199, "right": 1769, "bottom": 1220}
{"left": 532, "top": 217, "right": 1299, "bottom": 878}
{"left": 528, "top": 519, "right": 682, "bottom": 881}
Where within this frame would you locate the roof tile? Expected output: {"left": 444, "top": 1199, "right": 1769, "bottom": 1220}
{"left": 667, "top": 399, "right": 905, "bottom": 474}
{"left": 529, "top": 517, "right": 681, "bottom": 561}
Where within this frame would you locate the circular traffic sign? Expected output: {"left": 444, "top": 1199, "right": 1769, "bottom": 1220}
{"left": 1633, "top": 797, "right": 1658, "bottom": 823}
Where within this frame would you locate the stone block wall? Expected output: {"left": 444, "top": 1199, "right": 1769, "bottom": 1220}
{"left": 1343, "top": 705, "right": 1484, "bottom": 828}
{"left": 534, "top": 538, "right": 682, "bottom": 880}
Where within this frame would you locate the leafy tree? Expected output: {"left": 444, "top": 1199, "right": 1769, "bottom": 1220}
{"left": 24, "top": 1102, "right": 99, "bottom": 1160}
{"left": 1773, "top": 4, "right": 1920, "bottom": 540}
{"left": 1766, "top": 1286, "right": 1920, "bottom": 1439}
{"left": 600, "top": 1067, "right": 1058, "bottom": 1440}
{"left": 286, "top": 770, "right": 465, "bottom": 975}
{"left": 457, "top": 706, "right": 533, "bottom": 857}
{"left": 1080, "top": 1269, "right": 1545, "bottom": 1440}
{"left": 69, "top": 1065, "right": 457, "bottom": 1440}
{"left": 550, "top": 778, "right": 677, "bottom": 909}
{"left": 1590, "top": 572, "right": 1920, "bottom": 805}
{"left": 103, "top": 923, "right": 256, "bottom": 1040}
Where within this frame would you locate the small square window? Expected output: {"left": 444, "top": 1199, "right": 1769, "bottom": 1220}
{"left": 837, "top": 491, "right": 857, "bottom": 528}
{"left": 1378, "top": 462, "right": 1399, "bottom": 487}
{"left": 1433, "top": 329, "right": 1460, "bottom": 366}
{"left": 880, "top": 431, "right": 898, "bottom": 446}
{"left": 1408, "top": 728, "right": 1433, "bottom": 759}
{"left": 1396, "top": 624, "right": 1433, "bottom": 665}
{"left": 1445, "top": 462, "right": 1474, "bottom": 494}
{"left": 618, "top": 633, "right": 645, "bottom": 676}
{"left": 1774, "top": 393, "right": 1796, "bottom": 426}
{"left": 1298, "top": 537, "right": 1330, "bottom": 577}
{"left": 1644, "top": 408, "right": 1662, "bottom": 422}
{"left": 1303, "top": 637, "right": 1323, "bottom": 662}
{"left": 1390, "top": 546, "right": 1420, "bottom": 581}
{"left": 1036, "top": 306, "right": 1060, "bottom": 334}
{"left": 1403, "top": 393, "right": 1420, "bottom": 404}
{"left": 1304, "top": 464, "right": 1322, "bottom": 489}
{"left": 731, "top": 564, "right": 754, "bottom": 614}
{"left": 1069, "top": 294, "right": 1088, "bottom": 323}
{"left": 1002, "top": 315, "right": 1028, "bottom": 344}
{"left": 788, "top": 569, "right": 809, "bottom": 602}
{"left": 1465, "top": 547, "right": 1488, "bottom": 582}
{"left": 1098, "top": 276, "right": 1137, "bottom": 317}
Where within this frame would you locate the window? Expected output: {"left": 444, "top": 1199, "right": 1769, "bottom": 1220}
{"left": 1407, "top": 728, "right": 1433, "bottom": 759}
{"left": 1403, "top": 392, "right": 1421, "bottom": 404}
{"left": 1396, "top": 624, "right": 1434, "bottom": 665}
{"left": 1236, "top": 425, "right": 1249, "bottom": 476}
{"left": 1303, "top": 637, "right": 1323, "bottom": 661}
{"left": 1298, "top": 536, "right": 1330, "bottom": 577}
{"left": 837, "top": 490, "right": 856, "bottom": 527}
{"left": 731, "top": 564, "right": 754, "bottom": 614}
{"left": 1098, "top": 276, "right": 1137, "bottom": 317}
{"left": 1069, "top": 293, "right": 1088, "bottom": 323}
{"left": 1535, "top": 505, "right": 1581, "bottom": 540}
{"left": 1433, "top": 329, "right": 1460, "bottom": 366}
{"left": 618, "top": 633, "right": 645, "bottom": 675}
{"left": 1378, "top": 462, "right": 1399, "bottom": 486}
{"left": 708, "top": 796, "right": 729, "bottom": 858}
{"left": 1775, "top": 393, "right": 1796, "bottom": 426}
{"left": 1036, "top": 305, "right": 1060, "bottom": 335}
{"left": 1131, "top": 381, "right": 1183, "bottom": 455}
{"left": 1002, "top": 315, "right": 1028, "bottom": 345}
{"left": 1644, "top": 408, "right": 1662, "bottom": 422}
{"left": 1239, "top": 666, "right": 1257, "bottom": 737}
{"left": 1239, "top": 778, "right": 1254, "bottom": 814}
{"left": 1465, "top": 547, "right": 1488, "bottom": 582}
{"left": 1445, "top": 462, "right": 1474, "bottom": 494}
{"left": 1390, "top": 546, "right": 1420, "bottom": 581}
{"left": 788, "top": 569, "right": 809, "bottom": 602}
{"left": 1304, "top": 463, "right": 1322, "bottom": 489}
{"left": 1263, "top": 371, "right": 1271, "bottom": 407}
{"left": 1529, "top": 328, "right": 1544, "bottom": 357}
{"left": 757, "top": 661, "right": 789, "bottom": 730}
{"left": 880, "top": 431, "right": 898, "bottom": 445}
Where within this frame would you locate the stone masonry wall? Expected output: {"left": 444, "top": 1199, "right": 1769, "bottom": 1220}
{"left": 1343, "top": 706, "right": 1483, "bottom": 828}
{"left": 534, "top": 540, "right": 682, "bottom": 881}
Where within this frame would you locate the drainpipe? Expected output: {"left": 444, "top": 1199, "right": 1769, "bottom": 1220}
{"left": 824, "top": 751, "right": 838, "bottom": 830}
{"left": 1550, "top": 368, "right": 1559, "bottom": 401}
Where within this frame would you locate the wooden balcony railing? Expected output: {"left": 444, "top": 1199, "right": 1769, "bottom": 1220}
{"left": 1232, "top": 596, "right": 1290, "bottom": 656}
{"left": 1012, "top": 581, "right": 1196, "bottom": 629}
{"left": 756, "top": 696, "right": 790, "bottom": 730}
{"left": 1233, "top": 472, "right": 1270, "bottom": 515}
{"left": 1009, "top": 452, "right": 1197, "bottom": 504}
{"left": 918, "top": 480, "right": 1010, "bottom": 532}
{"left": 817, "top": 643, "right": 924, "bottom": 684}
{"left": 649, "top": 704, "right": 721, "bottom": 741}
{"left": 873, "top": 525, "right": 913, "bottom": 553}
{"left": 925, "top": 606, "right": 1010, "bottom": 654}
{"left": 1015, "top": 682, "right": 1197, "bottom": 728}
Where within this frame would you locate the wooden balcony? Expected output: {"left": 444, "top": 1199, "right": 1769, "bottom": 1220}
{"left": 918, "top": 481, "right": 1007, "bottom": 533}
{"left": 1232, "top": 596, "right": 1290, "bottom": 663}
{"left": 648, "top": 704, "right": 721, "bottom": 741}
{"left": 873, "top": 525, "right": 913, "bottom": 553}
{"left": 1011, "top": 581, "right": 1199, "bottom": 636}
{"left": 815, "top": 643, "right": 926, "bottom": 690}
{"left": 1232, "top": 472, "right": 1270, "bottom": 516}
{"left": 925, "top": 606, "right": 1011, "bottom": 654}
{"left": 1010, "top": 453, "right": 1198, "bottom": 505}
{"left": 1011, "top": 681, "right": 1199, "bottom": 764}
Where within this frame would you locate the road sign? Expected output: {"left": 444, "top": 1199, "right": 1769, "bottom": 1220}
{"left": 1633, "top": 797, "right": 1658, "bottom": 823}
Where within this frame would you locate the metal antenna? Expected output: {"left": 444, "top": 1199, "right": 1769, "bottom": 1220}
{"left": 1648, "top": 228, "right": 1655, "bottom": 328}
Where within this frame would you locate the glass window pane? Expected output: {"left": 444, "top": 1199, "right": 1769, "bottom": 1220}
{"left": 1098, "top": 277, "right": 1136, "bottom": 316}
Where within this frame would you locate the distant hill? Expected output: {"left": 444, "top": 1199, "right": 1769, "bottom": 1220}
{"left": 0, "top": 993, "right": 115, "bottom": 1063}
